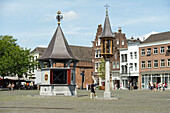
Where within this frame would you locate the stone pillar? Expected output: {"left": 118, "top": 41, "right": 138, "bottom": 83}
{"left": 73, "top": 61, "right": 78, "bottom": 85}
{"left": 104, "top": 59, "right": 111, "bottom": 99}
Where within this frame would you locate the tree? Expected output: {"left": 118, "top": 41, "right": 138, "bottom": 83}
{"left": 0, "top": 35, "right": 37, "bottom": 88}
{"left": 97, "top": 58, "right": 105, "bottom": 79}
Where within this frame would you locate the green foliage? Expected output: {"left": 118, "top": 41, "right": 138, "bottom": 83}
{"left": 0, "top": 35, "right": 37, "bottom": 79}
{"left": 97, "top": 58, "right": 105, "bottom": 79}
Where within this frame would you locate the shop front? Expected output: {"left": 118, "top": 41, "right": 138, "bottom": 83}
{"left": 141, "top": 73, "right": 170, "bottom": 89}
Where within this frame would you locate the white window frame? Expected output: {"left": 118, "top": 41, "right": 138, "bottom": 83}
{"left": 160, "top": 59, "right": 165, "bottom": 67}
{"left": 147, "top": 61, "right": 151, "bottom": 68}
{"left": 99, "top": 50, "right": 101, "bottom": 58}
{"left": 117, "top": 40, "right": 119, "bottom": 45}
{"left": 130, "top": 63, "right": 133, "bottom": 71}
{"left": 160, "top": 46, "right": 165, "bottom": 54}
{"left": 147, "top": 48, "right": 151, "bottom": 55}
{"left": 130, "top": 52, "right": 133, "bottom": 59}
{"left": 154, "top": 60, "right": 158, "bottom": 68}
{"left": 135, "top": 63, "right": 137, "bottom": 71}
{"left": 134, "top": 52, "right": 137, "bottom": 59}
{"left": 98, "top": 37, "right": 101, "bottom": 45}
{"left": 95, "top": 50, "right": 98, "bottom": 58}
{"left": 141, "top": 49, "right": 145, "bottom": 56}
{"left": 167, "top": 59, "right": 170, "bottom": 67}
{"left": 153, "top": 47, "right": 158, "bottom": 54}
{"left": 141, "top": 61, "right": 145, "bottom": 69}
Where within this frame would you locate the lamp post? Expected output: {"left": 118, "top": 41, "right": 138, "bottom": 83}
{"left": 126, "top": 63, "right": 132, "bottom": 90}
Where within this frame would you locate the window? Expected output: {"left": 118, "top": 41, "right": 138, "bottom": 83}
{"left": 135, "top": 63, "right": 137, "bottom": 71}
{"left": 125, "top": 54, "right": 127, "bottom": 62}
{"left": 95, "top": 50, "right": 98, "bottom": 58}
{"left": 113, "top": 61, "right": 116, "bottom": 69}
{"left": 168, "top": 59, "right": 170, "bottom": 67}
{"left": 130, "top": 63, "right": 133, "bottom": 71}
{"left": 134, "top": 52, "right": 137, "bottom": 59}
{"left": 147, "top": 48, "right": 151, "bottom": 56}
{"left": 116, "top": 61, "right": 119, "bottom": 69}
{"left": 117, "top": 40, "right": 119, "bottom": 45}
{"left": 168, "top": 46, "right": 170, "bottom": 50}
{"left": 130, "top": 52, "right": 133, "bottom": 59}
{"left": 161, "top": 59, "right": 165, "bottom": 67}
{"left": 122, "top": 40, "right": 124, "bottom": 45}
{"left": 121, "top": 54, "right": 124, "bottom": 62}
{"left": 98, "top": 38, "right": 101, "bottom": 45}
{"left": 115, "top": 53, "right": 117, "bottom": 59}
{"left": 154, "top": 47, "right": 158, "bottom": 54}
{"left": 99, "top": 50, "right": 101, "bottom": 57}
{"left": 160, "top": 46, "right": 165, "bottom": 53}
{"left": 141, "top": 61, "right": 145, "bottom": 69}
{"left": 154, "top": 60, "right": 158, "bottom": 68}
{"left": 147, "top": 61, "right": 151, "bottom": 68}
{"left": 141, "top": 49, "right": 145, "bottom": 56}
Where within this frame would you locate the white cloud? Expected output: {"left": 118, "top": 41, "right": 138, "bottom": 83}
{"left": 138, "top": 31, "right": 158, "bottom": 41}
{"left": 63, "top": 11, "right": 78, "bottom": 21}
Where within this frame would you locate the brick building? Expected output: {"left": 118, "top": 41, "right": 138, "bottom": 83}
{"left": 92, "top": 11, "right": 128, "bottom": 89}
{"left": 139, "top": 31, "right": 170, "bottom": 89}
{"left": 32, "top": 45, "right": 93, "bottom": 89}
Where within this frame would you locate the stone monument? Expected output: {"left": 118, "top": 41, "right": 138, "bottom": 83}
{"left": 100, "top": 4, "right": 114, "bottom": 99}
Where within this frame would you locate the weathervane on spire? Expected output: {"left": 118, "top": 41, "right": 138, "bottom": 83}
{"left": 56, "top": 10, "right": 63, "bottom": 25}
{"left": 104, "top": 4, "right": 109, "bottom": 14}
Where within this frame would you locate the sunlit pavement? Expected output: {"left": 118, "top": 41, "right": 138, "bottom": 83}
{"left": 0, "top": 89, "right": 170, "bottom": 113}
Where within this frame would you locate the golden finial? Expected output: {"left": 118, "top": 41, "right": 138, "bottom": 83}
{"left": 57, "top": 10, "right": 61, "bottom": 14}
{"left": 56, "top": 10, "right": 63, "bottom": 25}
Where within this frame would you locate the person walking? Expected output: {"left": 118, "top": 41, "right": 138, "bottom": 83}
{"left": 163, "top": 83, "right": 165, "bottom": 92}
{"left": 11, "top": 83, "right": 15, "bottom": 91}
{"left": 8, "top": 83, "right": 11, "bottom": 91}
{"left": 148, "top": 81, "right": 151, "bottom": 90}
{"left": 90, "top": 82, "right": 96, "bottom": 99}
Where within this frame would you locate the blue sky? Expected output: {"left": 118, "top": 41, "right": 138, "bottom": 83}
{"left": 0, "top": 0, "right": 170, "bottom": 50}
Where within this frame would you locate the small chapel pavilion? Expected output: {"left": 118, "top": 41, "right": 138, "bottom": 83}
{"left": 38, "top": 11, "right": 79, "bottom": 96}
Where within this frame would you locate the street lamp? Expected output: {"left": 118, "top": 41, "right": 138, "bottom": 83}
{"left": 126, "top": 63, "right": 132, "bottom": 90}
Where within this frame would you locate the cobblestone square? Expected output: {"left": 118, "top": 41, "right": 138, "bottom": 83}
{"left": 0, "top": 90, "right": 170, "bottom": 113}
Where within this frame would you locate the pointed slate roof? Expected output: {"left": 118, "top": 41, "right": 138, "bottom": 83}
{"left": 39, "top": 25, "right": 78, "bottom": 61}
{"left": 100, "top": 11, "right": 114, "bottom": 38}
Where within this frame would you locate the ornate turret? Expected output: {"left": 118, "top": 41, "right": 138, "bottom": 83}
{"left": 100, "top": 4, "right": 114, "bottom": 59}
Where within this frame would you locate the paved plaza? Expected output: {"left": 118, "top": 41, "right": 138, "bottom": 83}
{"left": 0, "top": 89, "right": 170, "bottom": 113}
